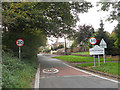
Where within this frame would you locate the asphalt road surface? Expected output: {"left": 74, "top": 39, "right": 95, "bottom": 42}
{"left": 38, "top": 54, "right": 119, "bottom": 88}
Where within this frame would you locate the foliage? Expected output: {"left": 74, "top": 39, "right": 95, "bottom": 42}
{"left": 114, "top": 24, "right": 120, "bottom": 55}
{"left": 38, "top": 46, "right": 44, "bottom": 53}
{"left": 98, "top": 1, "right": 120, "bottom": 55}
{"left": 53, "top": 55, "right": 116, "bottom": 63}
{"left": 2, "top": 52, "right": 37, "bottom": 88}
{"left": 95, "top": 20, "right": 107, "bottom": 45}
{"left": 2, "top": 2, "right": 92, "bottom": 58}
{"left": 2, "top": 2, "right": 92, "bottom": 37}
{"left": 72, "top": 40, "right": 78, "bottom": 47}
{"left": 2, "top": 29, "right": 46, "bottom": 58}
{"left": 75, "top": 25, "right": 94, "bottom": 44}
{"left": 73, "top": 24, "right": 94, "bottom": 51}
{"left": 77, "top": 62, "right": 119, "bottom": 76}
{"left": 98, "top": 2, "right": 119, "bottom": 22}
{"left": 43, "top": 48, "right": 51, "bottom": 53}
{"left": 52, "top": 44, "right": 64, "bottom": 51}
{"left": 94, "top": 20, "right": 117, "bottom": 55}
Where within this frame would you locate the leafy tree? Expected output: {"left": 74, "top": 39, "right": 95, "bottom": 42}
{"left": 2, "top": 2, "right": 92, "bottom": 37}
{"left": 98, "top": 1, "right": 120, "bottom": 55}
{"left": 74, "top": 24, "right": 94, "bottom": 51}
{"left": 95, "top": 20, "right": 107, "bottom": 45}
{"left": 2, "top": 2, "right": 92, "bottom": 57}
{"left": 95, "top": 20, "right": 117, "bottom": 55}
{"left": 2, "top": 29, "right": 47, "bottom": 58}
{"left": 114, "top": 24, "right": 120, "bottom": 53}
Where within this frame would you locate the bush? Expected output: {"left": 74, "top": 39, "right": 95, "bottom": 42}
{"left": 2, "top": 52, "right": 38, "bottom": 88}
{"left": 2, "top": 30, "right": 46, "bottom": 59}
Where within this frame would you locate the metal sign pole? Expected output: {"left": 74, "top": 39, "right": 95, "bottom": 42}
{"left": 92, "top": 45, "right": 95, "bottom": 67}
{"left": 93, "top": 55, "right": 95, "bottom": 67}
{"left": 16, "top": 39, "right": 24, "bottom": 61}
{"left": 19, "top": 47, "right": 21, "bottom": 61}
{"left": 103, "top": 54, "right": 105, "bottom": 63}
{"left": 98, "top": 55, "right": 100, "bottom": 66}
{"left": 103, "top": 48, "right": 105, "bottom": 63}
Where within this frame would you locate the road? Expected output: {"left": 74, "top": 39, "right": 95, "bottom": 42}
{"left": 38, "top": 54, "right": 119, "bottom": 88}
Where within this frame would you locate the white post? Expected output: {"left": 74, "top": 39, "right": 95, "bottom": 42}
{"left": 92, "top": 45, "right": 96, "bottom": 67}
{"left": 93, "top": 55, "right": 95, "bottom": 67}
{"left": 103, "top": 54, "right": 105, "bottom": 63}
{"left": 103, "top": 48, "right": 105, "bottom": 63}
{"left": 19, "top": 47, "right": 21, "bottom": 61}
{"left": 98, "top": 55, "right": 100, "bottom": 66}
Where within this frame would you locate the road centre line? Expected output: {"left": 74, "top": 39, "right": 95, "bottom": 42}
{"left": 63, "top": 63, "right": 120, "bottom": 83}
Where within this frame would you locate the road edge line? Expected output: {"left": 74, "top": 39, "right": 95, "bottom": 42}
{"left": 64, "top": 63, "right": 119, "bottom": 83}
{"left": 34, "top": 64, "right": 40, "bottom": 88}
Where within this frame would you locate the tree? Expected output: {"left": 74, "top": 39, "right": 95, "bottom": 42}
{"left": 74, "top": 24, "right": 94, "bottom": 51}
{"left": 98, "top": 1, "right": 120, "bottom": 55}
{"left": 95, "top": 20, "right": 117, "bottom": 55}
{"left": 2, "top": 2, "right": 93, "bottom": 57}
{"left": 114, "top": 24, "right": 120, "bottom": 53}
{"left": 2, "top": 2, "right": 92, "bottom": 37}
{"left": 95, "top": 20, "right": 107, "bottom": 45}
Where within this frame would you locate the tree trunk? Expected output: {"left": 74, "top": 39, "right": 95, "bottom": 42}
{"left": 64, "top": 37, "right": 67, "bottom": 55}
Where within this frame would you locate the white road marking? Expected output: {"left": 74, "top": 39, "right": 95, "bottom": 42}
{"left": 41, "top": 75, "right": 91, "bottom": 79}
{"left": 63, "top": 63, "right": 120, "bottom": 83}
{"left": 42, "top": 68, "right": 59, "bottom": 74}
{"left": 62, "top": 75, "right": 91, "bottom": 77}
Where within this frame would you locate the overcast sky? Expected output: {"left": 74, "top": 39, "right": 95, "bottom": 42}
{"left": 48, "top": 1, "right": 118, "bottom": 45}
{"left": 77, "top": 1, "right": 118, "bottom": 34}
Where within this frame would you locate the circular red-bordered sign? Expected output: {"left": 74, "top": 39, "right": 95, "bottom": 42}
{"left": 16, "top": 39, "right": 24, "bottom": 47}
{"left": 89, "top": 37, "right": 97, "bottom": 45}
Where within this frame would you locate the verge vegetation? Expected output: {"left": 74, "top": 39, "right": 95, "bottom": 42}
{"left": 53, "top": 55, "right": 117, "bottom": 63}
{"left": 2, "top": 51, "right": 37, "bottom": 88}
{"left": 77, "top": 62, "right": 119, "bottom": 76}
{"left": 72, "top": 52, "right": 89, "bottom": 55}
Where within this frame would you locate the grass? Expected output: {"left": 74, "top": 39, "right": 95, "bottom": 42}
{"left": 2, "top": 52, "right": 38, "bottom": 88}
{"left": 77, "top": 62, "right": 119, "bottom": 76}
{"left": 53, "top": 55, "right": 116, "bottom": 63}
{"left": 72, "top": 52, "right": 89, "bottom": 55}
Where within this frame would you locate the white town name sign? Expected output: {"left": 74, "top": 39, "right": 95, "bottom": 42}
{"left": 89, "top": 45, "right": 105, "bottom": 55}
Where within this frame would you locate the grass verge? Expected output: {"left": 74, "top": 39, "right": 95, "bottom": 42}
{"left": 77, "top": 62, "right": 119, "bottom": 76}
{"left": 2, "top": 52, "right": 38, "bottom": 88}
{"left": 53, "top": 55, "right": 117, "bottom": 63}
{"left": 72, "top": 52, "right": 89, "bottom": 55}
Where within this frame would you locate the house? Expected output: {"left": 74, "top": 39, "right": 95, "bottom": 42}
{"left": 51, "top": 41, "right": 64, "bottom": 49}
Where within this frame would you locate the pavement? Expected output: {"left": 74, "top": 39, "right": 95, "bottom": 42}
{"left": 37, "top": 54, "right": 119, "bottom": 88}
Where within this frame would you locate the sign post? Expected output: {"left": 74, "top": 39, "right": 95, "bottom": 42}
{"left": 100, "top": 38, "right": 107, "bottom": 63}
{"left": 19, "top": 47, "right": 21, "bottom": 61}
{"left": 93, "top": 55, "right": 95, "bottom": 67}
{"left": 16, "top": 39, "right": 24, "bottom": 61}
{"left": 89, "top": 45, "right": 105, "bottom": 66}
{"left": 89, "top": 37, "right": 97, "bottom": 67}
{"left": 98, "top": 55, "right": 100, "bottom": 66}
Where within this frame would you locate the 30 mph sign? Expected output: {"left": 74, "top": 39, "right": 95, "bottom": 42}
{"left": 16, "top": 39, "right": 24, "bottom": 47}
{"left": 89, "top": 37, "right": 97, "bottom": 45}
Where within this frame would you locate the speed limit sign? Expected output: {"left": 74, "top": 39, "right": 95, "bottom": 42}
{"left": 89, "top": 37, "right": 97, "bottom": 45}
{"left": 16, "top": 39, "right": 24, "bottom": 61}
{"left": 16, "top": 39, "right": 24, "bottom": 47}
